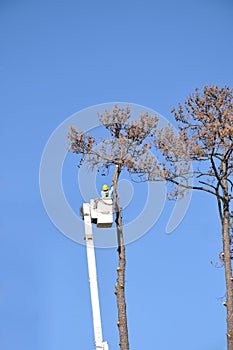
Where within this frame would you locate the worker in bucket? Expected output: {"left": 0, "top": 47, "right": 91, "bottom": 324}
{"left": 101, "top": 184, "right": 113, "bottom": 198}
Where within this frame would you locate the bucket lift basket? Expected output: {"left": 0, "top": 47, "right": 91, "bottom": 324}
{"left": 90, "top": 198, "right": 113, "bottom": 228}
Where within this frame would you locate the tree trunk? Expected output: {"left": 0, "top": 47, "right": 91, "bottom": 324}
{"left": 222, "top": 203, "right": 233, "bottom": 349}
{"left": 221, "top": 153, "right": 233, "bottom": 350}
{"left": 113, "top": 167, "right": 130, "bottom": 350}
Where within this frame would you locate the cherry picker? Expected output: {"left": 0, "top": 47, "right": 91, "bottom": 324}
{"left": 83, "top": 196, "right": 113, "bottom": 350}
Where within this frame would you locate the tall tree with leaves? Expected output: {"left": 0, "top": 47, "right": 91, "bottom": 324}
{"left": 68, "top": 106, "right": 160, "bottom": 350}
{"left": 153, "top": 85, "right": 233, "bottom": 349}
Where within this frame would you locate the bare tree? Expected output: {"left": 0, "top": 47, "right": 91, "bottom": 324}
{"left": 68, "top": 106, "right": 160, "bottom": 350}
{"left": 153, "top": 85, "right": 233, "bottom": 349}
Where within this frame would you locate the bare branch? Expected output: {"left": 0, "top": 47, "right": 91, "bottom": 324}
{"left": 167, "top": 177, "right": 224, "bottom": 200}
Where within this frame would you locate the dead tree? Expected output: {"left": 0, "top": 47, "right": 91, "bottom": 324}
{"left": 153, "top": 85, "right": 233, "bottom": 349}
{"left": 68, "top": 106, "right": 160, "bottom": 350}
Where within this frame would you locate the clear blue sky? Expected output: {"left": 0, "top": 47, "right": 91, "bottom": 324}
{"left": 1, "top": 0, "right": 233, "bottom": 349}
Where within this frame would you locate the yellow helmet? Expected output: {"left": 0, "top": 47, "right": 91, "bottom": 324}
{"left": 102, "top": 184, "right": 109, "bottom": 191}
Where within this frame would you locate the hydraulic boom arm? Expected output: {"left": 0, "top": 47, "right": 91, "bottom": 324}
{"left": 83, "top": 203, "right": 109, "bottom": 350}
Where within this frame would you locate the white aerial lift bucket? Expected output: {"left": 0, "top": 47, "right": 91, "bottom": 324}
{"left": 90, "top": 198, "right": 113, "bottom": 228}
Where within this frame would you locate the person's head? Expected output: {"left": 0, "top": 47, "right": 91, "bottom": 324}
{"left": 102, "top": 184, "right": 109, "bottom": 191}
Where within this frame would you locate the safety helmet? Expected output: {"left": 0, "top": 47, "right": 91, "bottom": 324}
{"left": 102, "top": 184, "right": 109, "bottom": 191}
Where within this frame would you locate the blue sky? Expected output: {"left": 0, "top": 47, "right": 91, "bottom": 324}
{"left": 1, "top": 0, "right": 233, "bottom": 349}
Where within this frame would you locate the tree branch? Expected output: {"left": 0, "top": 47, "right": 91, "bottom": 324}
{"left": 168, "top": 177, "right": 224, "bottom": 200}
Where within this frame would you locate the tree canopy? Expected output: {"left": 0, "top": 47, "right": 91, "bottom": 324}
{"left": 155, "top": 85, "right": 233, "bottom": 206}
{"left": 68, "top": 106, "right": 161, "bottom": 179}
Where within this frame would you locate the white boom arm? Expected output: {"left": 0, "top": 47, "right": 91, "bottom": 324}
{"left": 83, "top": 203, "right": 109, "bottom": 350}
